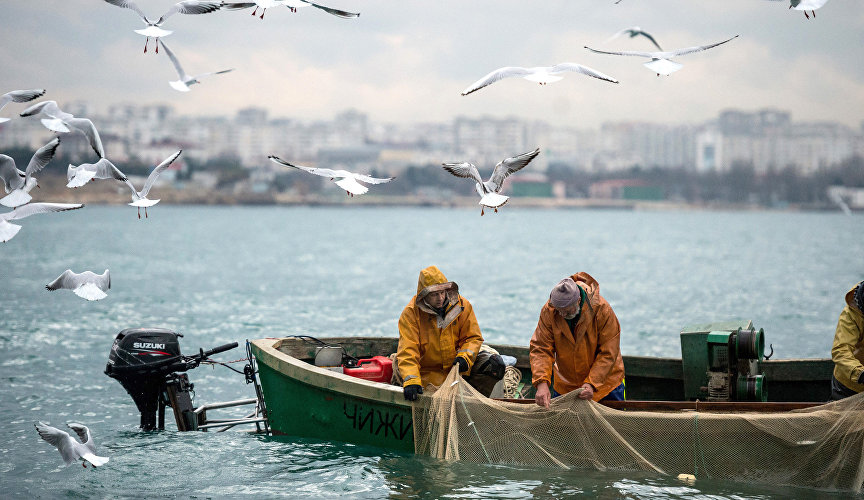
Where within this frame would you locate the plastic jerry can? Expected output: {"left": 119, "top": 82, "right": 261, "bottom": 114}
{"left": 343, "top": 356, "right": 393, "bottom": 383}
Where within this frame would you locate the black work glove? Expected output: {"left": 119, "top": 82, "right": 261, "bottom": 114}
{"left": 453, "top": 357, "right": 469, "bottom": 373}
{"left": 403, "top": 384, "right": 423, "bottom": 401}
{"left": 488, "top": 354, "right": 505, "bottom": 380}
{"left": 858, "top": 371, "right": 864, "bottom": 385}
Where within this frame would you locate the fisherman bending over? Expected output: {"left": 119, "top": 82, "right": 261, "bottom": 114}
{"left": 830, "top": 281, "right": 864, "bottom": 401}
{"left": 396, "top": 266, "right": 504, "bottom": 401}
{"left": 529, "top": 272, "right": 626, "bottom": 408}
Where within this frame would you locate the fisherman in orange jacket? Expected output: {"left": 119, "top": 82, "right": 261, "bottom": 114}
{"left": 397, "top": 266, "right": 486, "bottom": 401}
{"left": 529, "top": 272, "right": 626, "bottom": 408}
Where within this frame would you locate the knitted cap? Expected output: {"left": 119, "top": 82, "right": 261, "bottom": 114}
{"left": 550, "top": 278, "right": 580, "bottom": 308}
{"left": 855, "top": 281, "right": 864, "bottom": 313}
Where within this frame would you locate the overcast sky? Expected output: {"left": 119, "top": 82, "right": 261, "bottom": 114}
{"left": 1, "top": 1, "right": 863, "bottom": 128}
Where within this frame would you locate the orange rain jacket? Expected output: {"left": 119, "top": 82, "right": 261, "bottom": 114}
{"left": 396, "top": 266, "right": 484, "bottom": 388}
{"left": 529, "top": 272, "right": 625, "bottom": 401}
{"left": 831, "top": 284, "right": 864, "bottom": 392}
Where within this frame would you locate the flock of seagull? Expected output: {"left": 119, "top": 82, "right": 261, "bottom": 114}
{"left": 0, "top": 0, "right": 833, "bottom": 469}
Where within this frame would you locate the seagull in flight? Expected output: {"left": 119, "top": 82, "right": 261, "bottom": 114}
{"left": 0, "top": 89, "right": 45, "bottom": 123}
{"left": 0, "top": 137, "right": 61, "bottom": 208}
{"left": 102, "top": 0, "right": 224, "bottom": 53}
{"left": 766, "top": 0, "right": 829, "bottom": 19}
{"left": 19, "top": 101, "right": 104, "bottom": 158}
{"left": 585, "top": 35, "right": 738, "bottom": 76}
{"left": 461, "top": 64, "right": 618, "bottom": 96}
{"left": 605, "top": 27, "right": 663, "bottom": 51}
{"left": 122, "top": 150, "right": 182, "bottom": 218}
{"left": 67, "top": 158, "right": 130, "bottom": 188}
{"left": 46, "top": 270, "right": 111, "bottom": 301}
{"left": 160, "top": 41, "right": 234, "bottom": 92}
{"left": 442, "top": 148, "right": 540, "bottom": 215}
{"left": 268, "top": 156, "right": 394, "bottom": 197}
{"left": 35, "top": 422, "right": 109, "bottom": 468}
{"left": 222, "top": 0, "right": 359, "bottom": 19}
{"left": 0, "top": 202, "right": 84, "bottom": 243}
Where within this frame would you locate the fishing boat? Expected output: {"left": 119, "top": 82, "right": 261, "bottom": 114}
{"left": 249, "top": 320, "right": 834, "bottom": 453}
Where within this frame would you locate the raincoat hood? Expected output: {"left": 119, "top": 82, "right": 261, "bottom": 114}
{"left": 847, "top": 283, "right": 864, "bottom": 314}
{"left": 415, "top": 266, "right": 459, "bottom": 314}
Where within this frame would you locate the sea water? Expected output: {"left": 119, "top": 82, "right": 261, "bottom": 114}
{"left": 0, "top": 205, "right": 860, "bottom": 498}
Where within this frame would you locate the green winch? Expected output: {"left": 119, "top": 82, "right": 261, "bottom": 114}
{"left": 680, "top": 320, "right": 771, "bottom": 402}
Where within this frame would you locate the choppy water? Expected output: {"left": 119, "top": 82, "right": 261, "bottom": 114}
{"left": 1, "top": 205, "right": 860, "bottom": 498}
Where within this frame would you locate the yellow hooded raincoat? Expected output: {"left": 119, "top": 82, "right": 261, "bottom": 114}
{"left": 529, "top": 272, "right": 625, "bottom": 401}
{"left": 396, "top": 266, "right": 484, "bottom": 388}
{"left": 832, "top": 284, "right": 864, "bottom": 392}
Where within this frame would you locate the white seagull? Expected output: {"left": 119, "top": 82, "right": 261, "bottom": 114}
{"left": 102, "top": 0, "right": 224, "bottom": 53}
{"left": 442, "top": 148, "right": 541, "bottom": 215}
{"left": 122, "top": 150, "right": 182, "bottom": 218}
{"left": 160, "top": 41, "right": 234, "bottom": 92}
{"left": 585, "top": 35, "right": 739, "bottom": 76}
{"left": 0, "top": 137, "right": 61, "bottom": 208}
{"left": 222, "top": 0, "right": 359, "bottom": 19}
{"left": 766, "top": 0, "right": 829, "bottom": 19}
{"left": 605, "top": 26, "right": 663, "bottom": 51}
{"left": 461, "top": 64, "right": 618, "bottom": 96}
{"left": 0, "top": 89, "right": 46, "bottom": 123}
{"left": 35, "top": 422, "right": 109, "bottom": 468}
{"left": 268, "top": 155, "right": 394, "bottom": 197}
{"left": 46, "top": 269, "right": 111, "bottom": 301}
{"left": 0, "top": 202, "right": 84, "bottom": 243}
{"left": 67, "top": 158, "right": 130, "bottom": 188}
{"left": 19, "top": 101, "right": 104, "bottom": 158}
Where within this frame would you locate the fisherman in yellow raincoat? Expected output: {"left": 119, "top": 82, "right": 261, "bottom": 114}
{"left": 529, "top": 272, "right": 625, "bottom": 408}
{"left": 830, "top": 281, "right": 864, "bottom": 401}
{"left": 396, "top": 266, "right": 488, "bottom": 401}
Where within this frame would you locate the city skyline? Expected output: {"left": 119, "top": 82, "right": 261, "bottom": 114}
{"left": 1, "top": 1, "right": 862, "bottom": 130}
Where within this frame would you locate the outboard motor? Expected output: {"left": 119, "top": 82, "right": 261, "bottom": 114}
{"left": 105, "top": 328, "right": 237, "bottom": 431}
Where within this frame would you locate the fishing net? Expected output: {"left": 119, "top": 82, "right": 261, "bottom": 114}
{"left": 413, "top": 367, "right": 864, "bottom": 493}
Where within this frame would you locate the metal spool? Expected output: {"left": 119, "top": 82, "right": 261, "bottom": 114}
{"left": 736, "top": 374, "right": 767, "bottom": 401}
{"left": 735, "top": 327, "right": 765, "bottom": 360}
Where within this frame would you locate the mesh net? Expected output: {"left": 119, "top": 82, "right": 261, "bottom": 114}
{"left": 413, "top": 367, "right": 864, "bottom": 493}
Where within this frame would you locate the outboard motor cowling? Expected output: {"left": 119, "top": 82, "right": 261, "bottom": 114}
{"left": 105, "top": 328, "right": 184, "bottom": 430}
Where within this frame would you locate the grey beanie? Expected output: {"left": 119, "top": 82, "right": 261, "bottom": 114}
{"left": 550, "top": 278, "right": 580, "bottom": 308}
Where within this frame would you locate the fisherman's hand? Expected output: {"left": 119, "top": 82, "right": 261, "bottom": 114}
{"left": 488, "top": 354, "right": 505, "bottom": 379}
{"left": 403, "top": 384, "right": 423, "bottom": 401}
{"left": 578, "top": 383, "right": 595, "bottom": 400}
{"left": 453, "top": 357, "right": 469, "bottom": 374}
{"left": 535, "top": 382, "right": 551, "bottom": 409}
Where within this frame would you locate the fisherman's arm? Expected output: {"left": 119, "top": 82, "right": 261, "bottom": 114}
{"left": 831, "top": 306, "right": 864, "bottom": 387}
{"left": 585, "top": 305, "right": 622, "bottom": 396}
{"left": 529, "top": 307, "right": 556, "bottom": 408}
{"left": 455, "top": 300, "right": 483, "bottom": 372}
{"left": 396, "top": 308, "right": 423, "bottom": 390}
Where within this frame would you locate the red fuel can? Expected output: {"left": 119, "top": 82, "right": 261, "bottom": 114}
{"left": 343, "top": 356, "right": 393, "bottom": 383}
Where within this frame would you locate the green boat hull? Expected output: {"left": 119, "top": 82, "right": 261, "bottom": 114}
{"left": 251, "top": 336, "right": 834, "bottom": 452}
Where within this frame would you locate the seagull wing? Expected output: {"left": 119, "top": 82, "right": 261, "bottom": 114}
{"left": 103, "top": 0, "right": 151, "bottom": 23}
{"left": 157, "top": 0, "right": 223, "bottom": 24}
{"left": 65, "top": 118, "right": 105, "bottom": 159}
{"left": 488, "top": 148, "right": 540, "bottom": 193}
{"left": 46, "top": 270, "right": 78, "bottom": 291}
{"left": 442, "top": 162, "right": 486, "bottom": 187}
{"left": 584, "top": 46, "right": 658, "bottom": 59}
{"left": 0, "top": 89, "right": 46, "bottom": 111}
{"left": 0, "top": 155, "right": 22, "bottom": 192}
{"left": 352, "top": 173, "right": 394, "bottom": 185}
{"left": 604, "top": 27, "right": 636, "bottom": 44}
{"left": 19, "top": 100, "right": 56, "bottom": 118}
{"left": 461, "top": 67, "right": 532, "bottom": 96}
{"left": 24, "top": 137, "right": 61, "bottom": 182}
{"left": 299, "top": 0, "right": 360, "bottom": 18}
{"left": 549, "top": 63, "right": 619, "bottom": 84}
{"left": 94, "top": 158, "right": 129, "bottom": 182}
{"left": 191, "top": 68, "right": 235, "bottom": 80}
{"left": 637, "top": 31, "right": 663, "bottom": 51}
{"left": 268, "top": 156, "right": 340, "bottom": 178}
{"left": 159, "top": 41, "right": 190, "bottom": 81}
{"left": 67, "top": 423, "right": 95, "bottom": 451}
{"left": 0, "top": 202, "right": 84, "bottom": 222}
{"left": 668, "top": 35, "right": 738, "bottom": 57}
{"left": 220, "top": 2, "right": 256, "bottom": 10}
{"left": 35, "top": 422, "right": 77, "bottom": 465}
{"left": 140, "top": 150, "right": 181, "bottom": 198}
